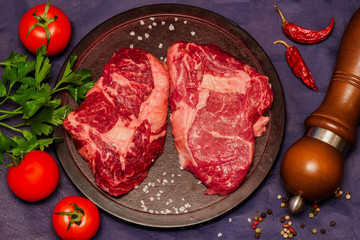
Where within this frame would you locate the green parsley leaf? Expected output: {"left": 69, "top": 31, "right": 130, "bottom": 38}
{"left": 0, "top": 131, "right": 16, "bottom": 164}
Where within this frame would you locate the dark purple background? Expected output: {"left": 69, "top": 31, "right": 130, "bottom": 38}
{"left": 0, "top": 0, "right": 359, "bottom": 239}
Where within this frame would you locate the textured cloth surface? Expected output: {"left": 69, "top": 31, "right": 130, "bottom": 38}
{"left": 0, "top": 0, "right": 359, "bottom": 239}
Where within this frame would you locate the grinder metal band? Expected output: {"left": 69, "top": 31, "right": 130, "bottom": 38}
{"left": 305, "top": 126, "right": 349, "bottom": 155}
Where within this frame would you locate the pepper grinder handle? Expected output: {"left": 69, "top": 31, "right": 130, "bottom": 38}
{"left": 280, "top": 8, "right": 360, "bottom": 211}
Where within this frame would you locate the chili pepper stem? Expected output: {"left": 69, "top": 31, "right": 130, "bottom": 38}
{"left": 274, "top": 5, "right": 289, "bottom": 27}
{"left": 274, "top": 40, "right": 291, "bottom": 48}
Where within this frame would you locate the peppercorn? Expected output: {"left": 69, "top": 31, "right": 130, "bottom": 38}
{"left": 282, "top": 197, "right": 288, "bottom": 203}
{"left": 252, "top": 225, "right": 257, "bottom": 229}
{"left": 280, "top": 217, "right": 285, "bottom": 223}
{"left": 267, "top": 209, "right": 272, "bottom": 215}
{"left": 293, "top": 231, "right": 297, "bottom": 236}
{"left": 258, "top": 217, "right": 263, "bottom": 222}
{"left": 254, "top": 233, "right": 261, "bottom": 239}
{"left": 254, "top": 216, "right": 259, "bottom": 221}
{"left": 300, "top": 223, "right": 305, "bottom": 228}
{"left": 261, "top": 212, "right": 266, "bottom": 218}
{"left": 254, "top": 220, "right": 259, "bottom": 226}
{"left": 321, "top": 228, "right": 326, "bottom": 234}
{"left": 330, "top": 221, "right": 336, "bottom": 226}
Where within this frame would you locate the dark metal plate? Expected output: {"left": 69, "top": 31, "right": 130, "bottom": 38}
{"left": 54, "top": 4, "right": 285, "bottom": 228}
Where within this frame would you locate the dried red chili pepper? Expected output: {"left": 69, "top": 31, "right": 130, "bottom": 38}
{"left": 274, "top": 40, "right": 318, "bottom": 92}
{"left": 274, "top": 5, "right": 334, "bottom": 44}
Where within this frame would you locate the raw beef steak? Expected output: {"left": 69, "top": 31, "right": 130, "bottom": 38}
{"left": 167, "top": 41, "right": 273, "bottom": 196}
{"left": 63, "top": 48, "right": 169, "bottom": 196}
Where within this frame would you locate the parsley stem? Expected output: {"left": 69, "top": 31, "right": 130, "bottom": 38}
{"left": 0, "top": 107, "right": 23, "bottom": 121}
{"left": 0, "top": 122, "right": 23, "bottom": 133}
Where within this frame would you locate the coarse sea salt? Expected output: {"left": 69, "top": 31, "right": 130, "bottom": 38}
{"left": 158, "top": 43, "right": 163, "bottom": 48}
{"left": 218, "top": 233, "right": 223, "bottom": 237}
{"left": 137, "top": 36, "right": 143, "bottom": 41}
{"left": 161, "top": 21, "right": 165, "bottom": 25}
{"left": 191, "top": 31, "right": 196, "bottom": 36}
{"left": 145, "top": 33, "right": 149, "bottom": 38}
{"left": 183, "top": 20, "right": 187, "bottom": 24}
{"left": 169, "top": 24, "right": 175, "bottom": 31}
{"left": 150, "top": 17, "right": 155, "bottom": 21}
{"left": 148, "top": 25, "right": 152, "bottom": 29}
{"left": 140, "top": 20, "right": 145, "bottom": 25}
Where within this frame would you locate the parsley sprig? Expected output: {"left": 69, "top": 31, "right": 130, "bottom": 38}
{"left": 0, "top": 45, "right": 94, "bottom": 164}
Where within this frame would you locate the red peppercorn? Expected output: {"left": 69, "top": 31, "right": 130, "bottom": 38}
{"left": 254, "top": 220, "right": 259, "bottom": 226}
{"left": 258, "top": 217, "right": 263, "bottom": 222}
{"left": 313, "top": 203, "right": 319, "bottom": 209}
{"left": 289, "top": 227, "right": 295, "bottom": 233}
{"left": 252, "top": 225, "right": 257, "bottom": 229}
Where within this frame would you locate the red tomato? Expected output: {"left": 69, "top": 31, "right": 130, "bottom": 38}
{"left": 18, "top": 2, "right": 71, "bottom": 56}
{"left": 7, "top": 150, "right": 60, "bottom": 201}
{"left": 52, "top": 196, "right": 100, "bottom": 240}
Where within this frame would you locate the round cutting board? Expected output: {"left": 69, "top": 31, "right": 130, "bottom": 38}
{"left": 55, "top": 4, "right": 285, "bottom": 228}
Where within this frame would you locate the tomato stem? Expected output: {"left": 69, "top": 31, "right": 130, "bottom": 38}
{"left": 55, "top": 203, "right": 85, "bottom": 232}
{"left": 27, "top": 0, "right": 58, "bottom": 50}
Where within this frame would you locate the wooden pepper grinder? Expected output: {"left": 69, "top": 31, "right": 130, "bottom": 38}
{"left": 281, "top": 8, "right": 360, "bottom": 213}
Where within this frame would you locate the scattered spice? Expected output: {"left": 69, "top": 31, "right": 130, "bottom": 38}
{"left": 274, "top": 40, "right": 318, "bottom": 92}
{"left": 254, "top": 233, "right": 261, "bottom": 239}
{"left": 280, "top": 217, "right": 286, "bottom": 223}
{"left": 267, "top": 209, "right": 272, "bottom": 215}
{"left": 300, "top": 223, "right": 305, "bottom": 228}
{"left": 277, "top": 195, "right": 282, "bottom": 200}
{"left": 274, "top": 5, "right": 334, "bottom": 44}
{"left": 330, "top": 221, "right": 336, "bottom": 227}
{"left": 312, "top": 228, "right": 317, "bottom": 234}
{"left": 346, "top": 192, "right": 351, "bottom": 200}
{"left": 261, "top": 212, "right": 266, "bottom": 218}
{"left": 321, "top": 228, "right": 326, "bottom": 234}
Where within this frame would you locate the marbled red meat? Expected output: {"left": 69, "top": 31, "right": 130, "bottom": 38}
{"left": 167, "top": 41, "right": 273, "bottom": 196}
{"left": 63, "top": 48, "right": 169, "bottom": 196}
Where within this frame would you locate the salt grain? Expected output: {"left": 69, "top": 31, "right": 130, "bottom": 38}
{"left": 137, "top": 36, "right": 143, "bottom": 41}
{"left": 140, "top": 20, "right": 145, "bottom": 25}
{"left": 247, "top": 218, "right": 252, "bottom": 222}
{"left": 150, "top": 197, "right": 154, "bottom": 201}
{"left": 191, "top": 31, "right": 196, "bottom": 36}
{"left": 183, "top": 20, "right": 187, "bottom": 24}
{"left": 150, "top": 17, "right": 155, "bottom": 21}
{"left": 179, "top": 166, "right": 184, "bottom": 170}
{"left": 229, "top": 218, "right": 232, "bottom": 222}
{"left": 145, "top": 33, "right": 149, "bottom": 38}
{"left": 175, "top": 17, "right": 178, "bottom": 21}
{"left": 160, "top": 57, "right": 164, "bottom": 60}
{"left": 171, "top": 179, "right": 174, "bottom": 183}
{"left": 129, "top": 44, "right": 134, "bottom": 49}
{"left": 158, "top": 43, "right": 163, "bottom": 48}
{"left": 163, "top": 172, "right": 167, "bottom": 176}
{"left": 148, "top": 25, "right": 152, "bottom": 29}
{"left": 130, "top": 31, "right": 135, "bottom": 36}
{"left": 169, "top": 24, "right": 175, "bottom": 31}
{"left": 218, "top": 233, "right": 222, "bottom": 237}
{"left": 161, "top": 21, "right": 165, "bottom": 25}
